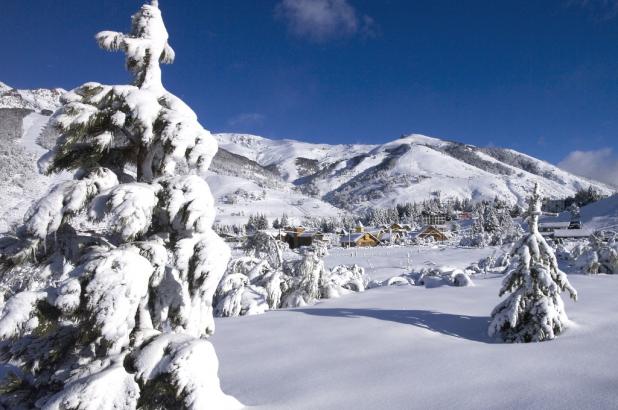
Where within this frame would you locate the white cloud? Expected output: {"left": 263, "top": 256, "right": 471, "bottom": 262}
{"left": 227, "top": 113, "right": 265, "bottom": 128}
{"left": 275, "top": 0, "right": 375, "bottom": 42}
{"left": 558, "top": 148, "right": 618, "bottom": 187}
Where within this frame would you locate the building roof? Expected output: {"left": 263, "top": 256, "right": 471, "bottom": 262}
{"left": 539, "top": 222, "right": 571, "bottom": 229}
{"left": 553, "top": 229, "right": 593, "bottom": 238}
{"left": 340, "top": 232, "right": 380, "bottom": 243}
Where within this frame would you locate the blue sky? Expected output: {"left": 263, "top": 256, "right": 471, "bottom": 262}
{"left": 1, "top": 0, "right": 618, "bottom": 178}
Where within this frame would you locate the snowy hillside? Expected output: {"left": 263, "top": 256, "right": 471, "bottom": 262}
{"left": 216, "top": 133, "right": 614, "bottom": 212}
{"left": 0, "top": 82, "right": 614, "bottom": 231}
{"left": 206, "top": 172, "right": 344, "bottom": 226}
{"left": 553, "top": 194, "right": 618, "bottom": 231}
{"left": 0, "top": 83, "right": 68, "bottom": 232}
{"left": 0, "top": 81, "right": 64, "bottom": 112}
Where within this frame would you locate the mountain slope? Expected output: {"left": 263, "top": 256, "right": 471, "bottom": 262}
{"left": 215, "top": 133, "right": 614, "bottom": 211}
{"left": 0, "top": 83, "right": 67, "bottom": 231}
{"left": 0, "top": 82, "right": 614, "bottom": 230}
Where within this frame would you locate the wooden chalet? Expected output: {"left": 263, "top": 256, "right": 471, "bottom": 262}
{"left": 340, "top": 232, "right": 381, "bottom": 248}
{"left": 415, "top": 225, "right": 448, "bottom": 242}
{"left": 389, "top": 223, "right": 412, "bottom": 232}
{"left": 282, "top": 227, "right": 324, "bottom": 249}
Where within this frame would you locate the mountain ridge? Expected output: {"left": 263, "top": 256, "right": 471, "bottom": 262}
{"left": 0, "top": 82, "right": 614, "bottom": 228}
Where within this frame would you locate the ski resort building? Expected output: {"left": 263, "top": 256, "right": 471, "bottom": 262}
{"left": 340, "top": 232, "right": 381, "bottom": 248}
{"left": 282, "top": 227, "right": 324, "bottom": 249}
{"left": 413, "top": 225, "right": 449, "bottom": 242}
{"left": 553, "top": 229, "right": 593, "bottom": 239}
{"left": 538, "top": 221, "right": 571, "bottom": 236}
{"left": 419, "top": 214, "right": 448, "bottom": 226}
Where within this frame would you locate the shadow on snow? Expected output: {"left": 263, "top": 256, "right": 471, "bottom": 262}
{"left": 294, "top": 308, "right": 497, "bottom": 344}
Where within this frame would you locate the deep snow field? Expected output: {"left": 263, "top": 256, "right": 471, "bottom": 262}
{"left": 212, "top": 245, "right": 618, "bottom": 410}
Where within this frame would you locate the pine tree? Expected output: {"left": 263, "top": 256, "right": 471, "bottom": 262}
{"left": 488, "top": 183, "right": 578, "bottom": 343}
{"left": 0, "top": 2, "right": 241, "bottom": 408}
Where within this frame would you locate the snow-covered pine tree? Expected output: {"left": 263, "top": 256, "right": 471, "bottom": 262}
{"left": 488, "top": 183, "right": 578, "bottom": 343}
{"left": 281, "top": 242, "right": 328, "bottom": 307}
{"left": 0, "top": 2, "right": 241, "bottom": 408}
{"left": 243, "top": 230, "right": 285, "bottom": 270}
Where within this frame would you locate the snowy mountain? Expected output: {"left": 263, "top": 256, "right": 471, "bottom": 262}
{"left": 215, "top": 133, "right": 615, "bottom": 211}
{"left": 0, "top": 81, "right": 64, "bottom": 112}
{"left": 0, "top": 83, "right": 68, "bottom": 232}
{"left": 0, "top": 82, "right": 614, "bottom": 230}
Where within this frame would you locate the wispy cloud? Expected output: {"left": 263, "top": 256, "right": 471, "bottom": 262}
{"left": 227, "top": 112, "right": 266, "bottom": 128}
{"left": 275, "top": 0, "right": 376, "bottom": 42}
{"left": 558, "top": 148, "right": 618, "bottom": 187}
{"left": 567, "top": 0, "right": 618, "bottom": 20}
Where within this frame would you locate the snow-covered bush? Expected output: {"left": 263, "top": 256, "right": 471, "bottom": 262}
{"left": 214, "top": 256, "right": 283, "bottom": 317}
{"left": 321, "top": 264, "right": 368, "bottom": 298}
{"left": 381, "top": 265, "right": 473, "bottom": 289}
{"left": 281, "top": 245, "right": 327, "bottom": 307}
{"left": 574, "top": 232, "right": 618, "bottom": 275}
{"left": 469, "top": 249, "right": 512, "bottom": 274}
{"left": 215, "top": 243, "right": 368, "bottom": 317}
{"left": 488, "top": 183, "right": 577, "bottom": 343}
{"left": 0, "top": 2, "right": 241, "bottom": 408}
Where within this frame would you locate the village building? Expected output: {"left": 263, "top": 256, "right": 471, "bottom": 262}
{"left": 419, "top": 213, "right": 448, "bottom": 226}
{"left": 340, "top": 232, "right": 381, "bottom": 248}
{"left": 553, "top": 229, "right": 593, "bottom": 240}
{"left": 538, "top": 221, "right": 571, "bottom": 236}
{"left": 281, "top": 226, "right": 324, "bottom": 249}
{"left": 413, "top": 225, "right": 449, "bottom": 242}
{"left": 378, "top": 230, "right": 403, "bottom": 245}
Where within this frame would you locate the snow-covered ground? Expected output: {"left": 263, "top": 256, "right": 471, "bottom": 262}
{"left": 324, "top": 245, "right": 497, "bottom": 281}
{"left": 212, "top": 246, "right": 618, "bottom": 410}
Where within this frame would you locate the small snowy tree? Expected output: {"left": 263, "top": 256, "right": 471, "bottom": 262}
{"left": 0, "top": 2, "right": 241, "bottom": 408}
{"left": 281, "top": 242, "right": 328, "bottom": 307}
{"left": 488, "top": 183, "right": 577, "bottom": 343}
{"left": 575, "top": 232, "right": 618, "bottom": 275}
{"left": 243, "top": 230, "right": 285, "bottom": 269}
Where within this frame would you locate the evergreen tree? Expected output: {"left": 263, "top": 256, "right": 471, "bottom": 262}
{"left": 488, "top": 183, "right": 577, "bottom": 343}
{"left": 281, "top": 243, "right": 328, "bottom": 307}
{"left": 0, "top": 2, "right": 240, "bottom": 408}
{"left": 280, "top": 213, "right": 290, "bottom": 228}
{"left": 243, "top": 231, "right": 285, "bottom": 269}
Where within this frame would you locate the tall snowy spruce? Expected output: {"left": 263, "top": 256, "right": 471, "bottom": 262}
{"left": 0, "top": 2, "right": 242, "bottom": 408}
{"left": 488, "top": 183, "right": 577, "bottom": 343}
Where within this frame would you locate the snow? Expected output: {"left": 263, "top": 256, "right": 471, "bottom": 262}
{"left": 574, "top": 194, "right": 618, "bottom": 231}
{"left": 82, "top": 247, "right": 154, "bottom": 353}
{"left": 214, "top": 132, "right": 614, "bottom": 213}
{"left": 0, "top": 84, "right": 64, "bottom": 111}
{"left": 0, "top": 291, "right": 47, "bottom": 339}
{"left": 20, "top": 112, "right": 50, "bottom": 156}
{"left": 325, "top": 245, "right": 497, "bottom": 281}
{"left": 132, "top": 333, "right": 243, "bottom": 410}
{"left": 211, "top": 253, "right": 618, "bottom": 409}
{"left": 206, "top": 172, "right": 343, "bottom": 226}
{"left": 215, "top": 133, "right": 373, "bottom": 183}
{"left": 41, "top": 359, "right": 140, "bottom": 410}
